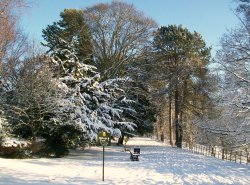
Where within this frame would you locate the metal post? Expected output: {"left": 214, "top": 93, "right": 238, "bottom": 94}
{"left": 240, "top": 151, "right": 242, "bottom": 164}
{"left": 102, "top": 146, "right": 104, "bottom": 181}
{"left": 247, "top": 152, "right": 249, "bottom": 164}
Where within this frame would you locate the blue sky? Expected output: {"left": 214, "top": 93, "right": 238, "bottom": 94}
{"left": 22, "top": 0, "right": 239, "bottom": 56}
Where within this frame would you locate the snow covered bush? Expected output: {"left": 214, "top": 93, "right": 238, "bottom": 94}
{"left": 0, "top": 137, "right": 31, "bottom": 158}
{"left": 0, "top": 54, "right": 59, "bottom": 157}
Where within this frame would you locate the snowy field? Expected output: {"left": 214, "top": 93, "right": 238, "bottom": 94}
{"left": 0, "top": 137, "right": 250, "bottom": 185}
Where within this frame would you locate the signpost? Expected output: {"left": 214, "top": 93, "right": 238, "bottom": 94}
{"left": 98, "top": 130, "right": 110, "bottom": 181}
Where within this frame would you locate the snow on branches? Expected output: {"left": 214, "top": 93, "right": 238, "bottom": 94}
{"left": 49, "top": 38, "right": 136, "bottom": 142}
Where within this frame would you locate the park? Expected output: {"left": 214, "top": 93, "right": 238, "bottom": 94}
{"left": 0, "top": 1, "right": 249, "bottom": 184}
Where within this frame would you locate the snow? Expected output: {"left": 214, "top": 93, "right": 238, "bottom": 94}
{"left": 1, "top": 138, "right": 30, "bottom": 148}
{"left": 0, "top": 137, "right": 250, "bottom": 185}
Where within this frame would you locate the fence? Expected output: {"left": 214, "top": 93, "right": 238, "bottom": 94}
{"left": 182, "top": 142, "right": 250, "bottom": 165}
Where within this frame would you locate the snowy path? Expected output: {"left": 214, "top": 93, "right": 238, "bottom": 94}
{"left": 0, "top": 137, "right": 249, "bottom": 185}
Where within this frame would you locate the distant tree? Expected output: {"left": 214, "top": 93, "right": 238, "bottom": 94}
{"left": 42, "top": 9, "right": 93, "bottom": 63}
{"left": 83, "top": 1, "right": 157, "bottom": 79}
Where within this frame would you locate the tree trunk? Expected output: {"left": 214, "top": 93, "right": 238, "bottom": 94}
{"left": 169, "top": 97, "right": 173, "bottom": 146}
{"left": 186, "top": 111, "right": 193, "bottom": 149}
{"left": 176, "top": 80, "right": 187, "bottom": 148}
{"left": 178, "top": 110, "right": 183, "bottom": 148}
{"left": 174, "top": 89, "right": 180, "bottom": 147}
{"left": 117, "top": 134, "right": 124, "bottom": 145}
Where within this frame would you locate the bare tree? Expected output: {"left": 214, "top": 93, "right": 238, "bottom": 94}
{"left": 0, "top": 0, "right": 29, "bottom": 92}
{"left": 215, "top": 0, "right": 249, "bottom": 120}
{"left": 0, "top": 0, "right": 25, "bottom": 16}
{"left": 0, "top": 0, "right": 28, "bottom": 77}
{"left": 83, "top": 1, "right": 157, "bottom": 79}
{"left": 198, "top": 0, "right": 250, "bottom": 150}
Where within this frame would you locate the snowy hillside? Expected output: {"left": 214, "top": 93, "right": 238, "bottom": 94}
{"left": 0, "top": 137, "right": 249, "bottom": 185}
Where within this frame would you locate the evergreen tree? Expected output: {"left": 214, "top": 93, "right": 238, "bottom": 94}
{"left": 42, "top": 9, "right": 92, "bottom": 63}
{"left": 149, "top": 25, "right": 212, "bottom": 147}
{"left": 121, "top": 73, "right": 157, "bottom": 136}
{"left": 49, "top": 38, "right": 136, "bottom": 146}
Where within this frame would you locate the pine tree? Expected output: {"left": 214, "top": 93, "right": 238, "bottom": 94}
{"left": 42, "top": 9, "right": 92, "bottom": 63}
{"left": 149, "top": 25, "right": 212, "bottom": 147}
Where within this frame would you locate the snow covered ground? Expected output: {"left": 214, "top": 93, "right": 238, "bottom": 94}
{"left": 0, "top": 137, "right": 250, "bottom": 185}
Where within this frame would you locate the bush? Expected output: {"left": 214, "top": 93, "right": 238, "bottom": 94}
{"left": 0, "top": 138, "right": 31, "bottom": 158}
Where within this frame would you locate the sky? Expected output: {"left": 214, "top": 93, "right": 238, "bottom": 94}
{"left": 21, "top": 0, "right": 240, "bottom": 56}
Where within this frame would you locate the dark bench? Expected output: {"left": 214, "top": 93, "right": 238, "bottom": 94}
{"left": 134, "top": 147, "right": 140, "bottom": 154}
{"left": 130, "top": 147, "right": 140, "bottom": 161}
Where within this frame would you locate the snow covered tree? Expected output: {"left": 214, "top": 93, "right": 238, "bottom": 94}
{"left": 48, "top": 38, "right": 136, "bottom": 146}
{"left": 43, "top": 5, "right": 151, "bottom": 143}
{"left": 207, "top": 0, "right": 250, "bottom": 149}
{"left": 1, "top": 54, "right": 54, "bottom": 142}
{"left": 216, "top": 0, "right": 249, "bottom": 118}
